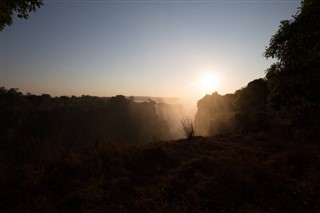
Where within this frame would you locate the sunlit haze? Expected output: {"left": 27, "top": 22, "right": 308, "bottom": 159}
{"left": 199, "top": 73, "right": 218, "bottom": 95}
{"left": 1, "top": 0, "right": 300, "bottom": 99}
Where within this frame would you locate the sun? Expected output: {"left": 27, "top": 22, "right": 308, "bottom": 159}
{"left": 198, "top": 74, "right": 218, "bottom": 94}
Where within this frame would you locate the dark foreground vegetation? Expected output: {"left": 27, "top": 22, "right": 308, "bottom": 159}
{"left": 1, "top": 133, "right": 319, "bottom": 212}
{"left": 0, "top": 89, "right": 172, "bottom": 145}
{"left": 1, "top": 85, "right": 318, "bottom": 212}
{"left": 1, "top": 0, "right": 320, "bottom": 212}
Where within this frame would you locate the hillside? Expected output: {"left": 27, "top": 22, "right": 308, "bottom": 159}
{"left": 1, "top": 1, "right": 320, "bottom": 212}
{"left": 1, "top": 133, "right": 319, "bottom": 212}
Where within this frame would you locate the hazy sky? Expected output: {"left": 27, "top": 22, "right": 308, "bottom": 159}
{"left": 1, "top": 0, "right": 300, "bottom": 99}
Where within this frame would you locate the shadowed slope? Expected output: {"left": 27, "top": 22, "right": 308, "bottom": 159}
{"left": 1, "top": 133, "right": 319, "bottom": 212}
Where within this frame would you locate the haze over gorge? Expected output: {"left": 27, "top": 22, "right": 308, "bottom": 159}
{"left": 0, "top": 0, "right": 319, "bottom": 212}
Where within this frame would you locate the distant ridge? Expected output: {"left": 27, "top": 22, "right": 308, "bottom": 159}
{"left": 128, "top": 96, "right": 182, "bottom": 104}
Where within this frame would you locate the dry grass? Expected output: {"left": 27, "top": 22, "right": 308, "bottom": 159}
{"left": 0, "top": 132, "right": 319, "bottom": 212}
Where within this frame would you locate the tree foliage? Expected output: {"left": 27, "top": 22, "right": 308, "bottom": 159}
{"left": 195, "top": 79, "right": 269, "bottom": 136}
{"left": 0, "top": 88, "right": 171, "bottom": 144}
{"left": 0, "top": 0, "right": 43, "bottom": 31}
{"left": 233, "top": 79, "right": 268, "bottom": 112}
{"left": 264, "top": 0, "right": 320, "bottom": 111}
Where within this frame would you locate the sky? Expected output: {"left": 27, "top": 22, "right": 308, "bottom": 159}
{"left": 1, "top": 0, "right": 300, "bottom": 100}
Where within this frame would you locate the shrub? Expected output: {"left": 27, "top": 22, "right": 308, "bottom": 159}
{"left": 180, "top": 117, "right": 196, "bottom": 139}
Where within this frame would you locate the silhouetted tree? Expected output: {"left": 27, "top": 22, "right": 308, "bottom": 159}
{"left": 264, "top": 0, "right": 320, "bottom": 112}
{"left": 195, "top": 79, "right": 270, "bottom": 136}
{"left": 0, "top": 87, "right": 22, "bottom": 100}
{"left": 0, "top": 0, "right": 43, "bottom": 31}
{"left": 233, "top": 79, "right": 268, "bottom": 112}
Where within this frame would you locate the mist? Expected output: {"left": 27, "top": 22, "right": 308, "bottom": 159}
{"left": 195, "top": 79, "right": 269, "bottom": 136}
{"left": 0, "top": 88, "right": 200, "bottom": 147}
{"left": 154, "top": 97, "right": 197, "bottom": 139}
{"left": 1, "top": 0, "right": 319, "bottom": 211}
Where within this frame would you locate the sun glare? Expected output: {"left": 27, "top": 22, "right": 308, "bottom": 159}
{"left": 198, "top": 74, "right": 218, "bottom": 94}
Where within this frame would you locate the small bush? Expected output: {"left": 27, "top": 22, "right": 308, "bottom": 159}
{"left": 180, "top": 117, "right": 196, "bottom": 139}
